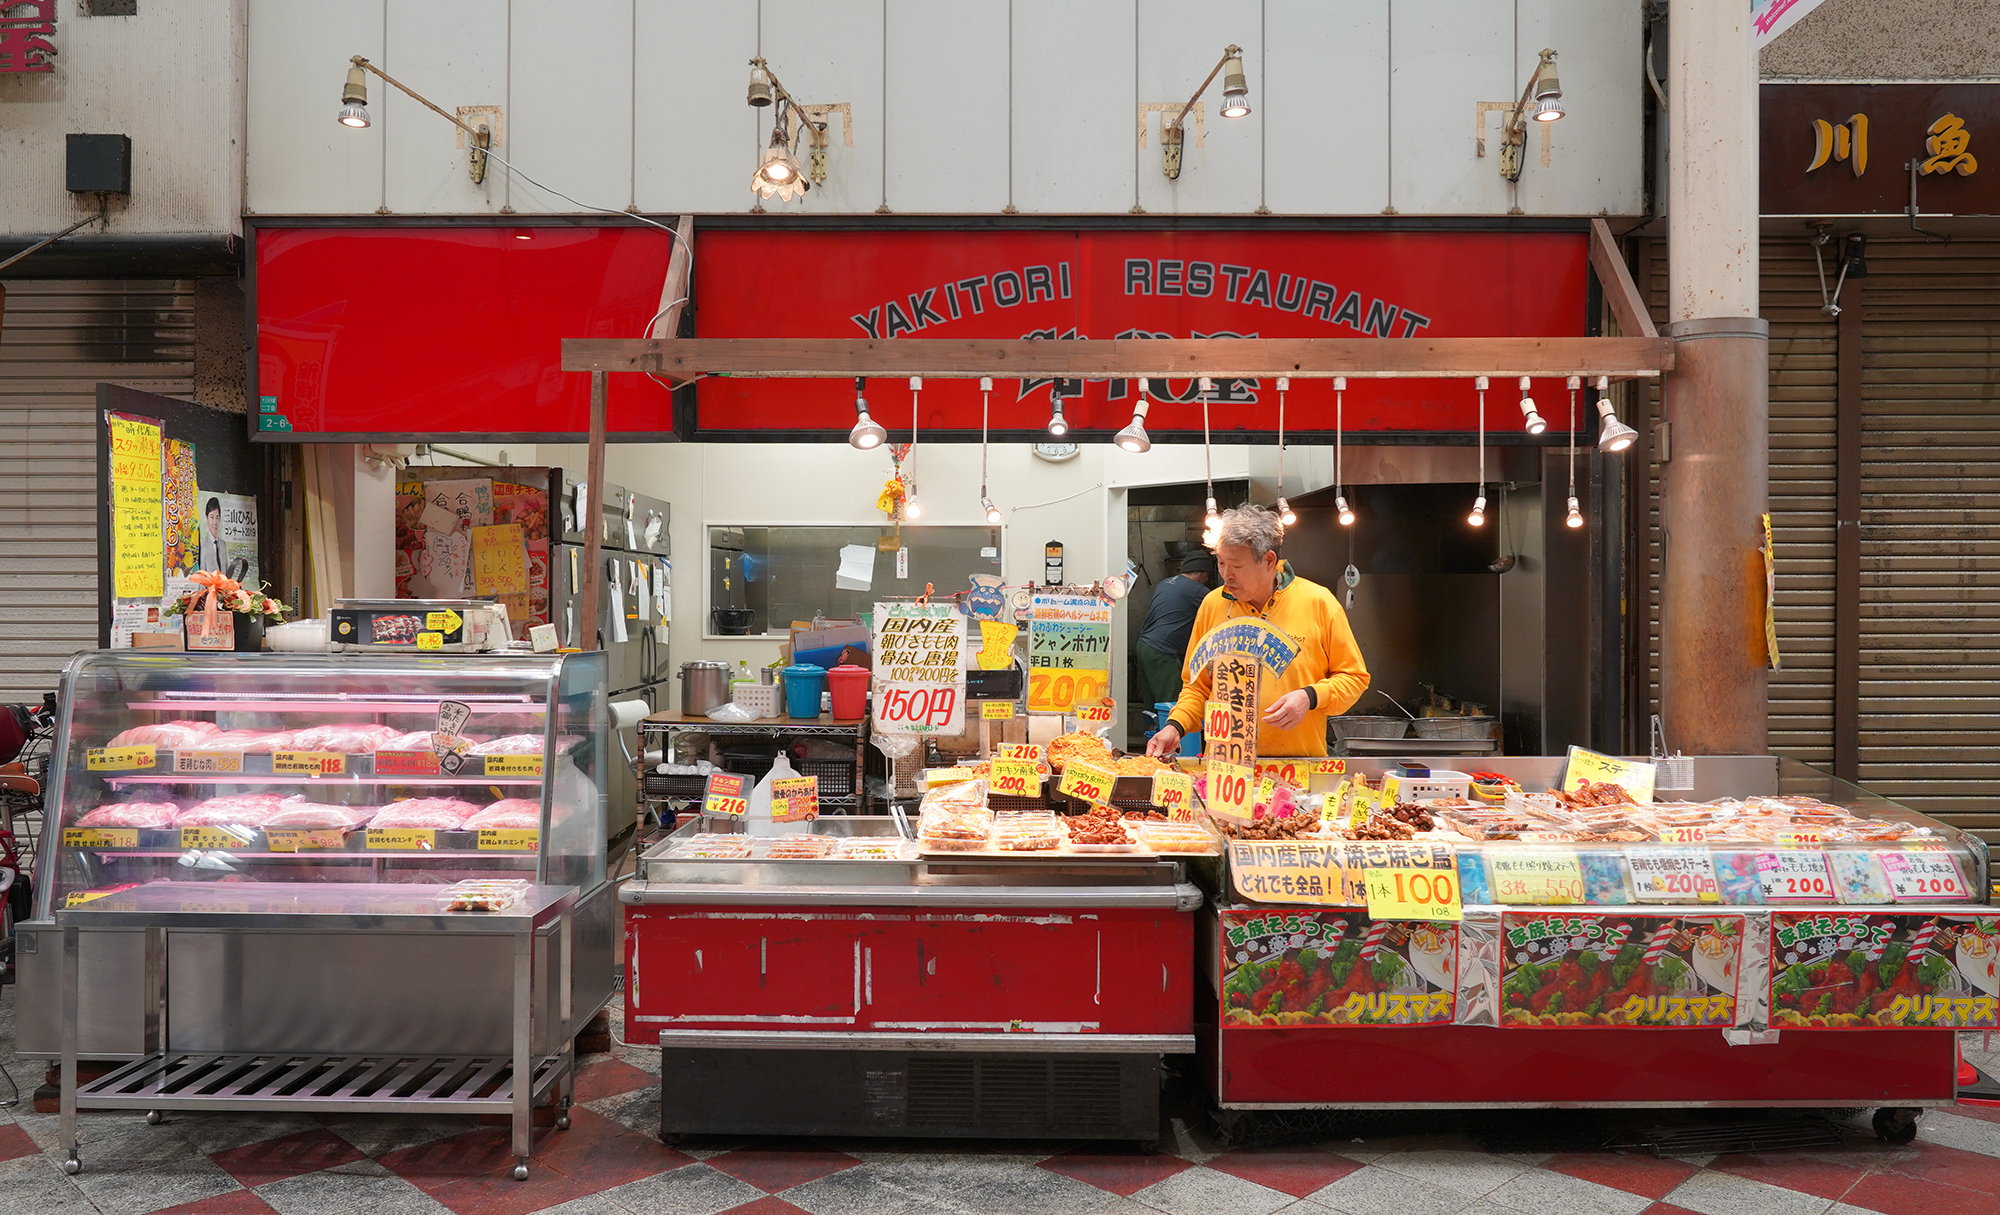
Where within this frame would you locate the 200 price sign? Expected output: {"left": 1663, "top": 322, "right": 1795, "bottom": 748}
{"left": 1058, "top": 761, "right": 1116, "bottom": 806}
{"left": 989, "top": 758, "right": 1041, "bottom": 798}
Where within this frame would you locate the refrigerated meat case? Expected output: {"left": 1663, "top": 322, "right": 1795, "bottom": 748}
{"left": 17, "top": 651, "right": 616, "bottom": 1174}
{"left": 1203, "top": 754, "right": 1991, "bottom": 1144}
{"left": 621, "top": 816, "right": 1202, "bottom": 1144}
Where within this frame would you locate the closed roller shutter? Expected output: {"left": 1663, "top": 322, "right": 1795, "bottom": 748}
{"left": 1856, "top": 239, "right": 2000, "bottom": 835}
{"left": 0, "top": 280, "right": 195, "bottom": 703}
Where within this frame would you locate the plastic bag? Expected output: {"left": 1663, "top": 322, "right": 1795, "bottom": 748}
{"left": 707, "top": 702, "right": 761, "bottom": 724}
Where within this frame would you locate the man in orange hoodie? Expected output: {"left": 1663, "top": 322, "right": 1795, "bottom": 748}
{"left": 1146, "top": 504, "right": 1369, "bottom": 758}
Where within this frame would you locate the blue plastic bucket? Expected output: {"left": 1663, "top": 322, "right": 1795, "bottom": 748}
{"left": 782, "top": 664, "right": 827, "bottom": 719}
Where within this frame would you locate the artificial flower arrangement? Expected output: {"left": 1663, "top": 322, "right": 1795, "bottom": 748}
{"left": 164, "top": 570, "right": 291, "bottom": 621}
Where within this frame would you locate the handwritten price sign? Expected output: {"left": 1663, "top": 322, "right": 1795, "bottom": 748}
{"left": 998, "top": 743, "right": 1044, "bottom": 764}
{"left": 1365, "top": 867, "right": 1464, "bottom": 922}
{"left": 979, "top": 700, "right": 1016, "bottom": 720}
{"left": 770, "top": 775, "right": 820, "bottom": 822}
{"left": 1208, "top": 759, "right": 1255, "bottom": 821}
{"left": 86, "top": 745, "right": 155, "bottom": 771}
{"left": 1151, "top": 769, "right": 1194, "bottom": 822}
{"left": 704, "top": 773, "right": 749, "bottom": 817}
{"left": 1756, "top": 850, "right": 1834, "bottom": 900}
{"left": 1487, "top": 851, "right": 1585, "bottom": 904}
{"left": 876, "top": 684, "right": 961, "bottom": 731}
{"left": 1204, "top": 700, "right": 1230, "bottom": 742}
{"left": 1058, "top": 761, "right": 1116, "bottom": 805}
{"left": 989, "top": 758, "right": 1042, "bottom": 798}
{"left": 1879, "top": 850, "right": 1971, "bottom": 901}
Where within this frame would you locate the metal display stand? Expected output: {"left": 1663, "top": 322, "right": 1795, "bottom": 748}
{"left": 57, "top": 883, "right": 577, "bottom": 1180}
{"left": 641, "top": 711, "right": 869, "bottom": 817}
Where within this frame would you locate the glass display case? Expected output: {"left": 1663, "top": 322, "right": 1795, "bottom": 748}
{"left": 18, "top": 650, "right": 614, "bottom": 1061}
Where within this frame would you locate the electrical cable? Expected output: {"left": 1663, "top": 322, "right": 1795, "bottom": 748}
{"left": 478, "top": 144, "right": 690, "bottom": 254}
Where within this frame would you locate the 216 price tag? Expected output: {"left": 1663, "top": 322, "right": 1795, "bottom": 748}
{"left": 1073, "top": 702, "right": 1115, "bottom": 725}
{"left": 1659, "top": 825, "right": 1708, "bottom": 844}
{"left": 1150, "top": 769, "right": 1194, "bottom": 821}
{"left": 997, "top": 743, "right": 1044, "bottom": 764}
{"left": 704, "top": 773, "right": 749, "bottom": 816}
{"left": 1058, "top": 761, "right": 1116, "bottom": 806}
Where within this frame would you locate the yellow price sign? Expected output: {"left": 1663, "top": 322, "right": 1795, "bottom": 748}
{"left": 1777, "top": 829, "right": 1824, "bottom": 847}
{"left": 425, "top": 609, "right": 463, "bottom": 632}
{"left": 1312, "top": 758, "right": 1348, "bottom": 775}
{"left": 416, "top": 632, "right": 445, "bottom": 650}
{"left": 1561, "top": 745, "right": 1656, "bottom": 803}
{"left": 63, "top": 827, "right": 138, "bottom": 849}
{"left": 86, "top": 745, "right": 155, "bottom": 771}
{"left": 366, "top": 828, "right": 437, "bottom": 851}
{"left": 1487, "top": 850, "right": 1586, "bottom": 904}
{"left": 1073, "top": 702, "right": 1115, "bottom": 725}
{"left": 1058, "top": 761, "right": 1117, "bottom": 806}
{"left": 771, "top": 775, "right": 820, "bottom": 822}
{"left": 483, "top": 754, "right": 544, "bottom": 778}
{"left": 997, "top": 743, "right": 1043, "bottom": 764}
{"left": 703, "top": 773, "right": 749, "bottom": 816}
{"left": 476, "top": 828, "right": 539, "bottom": 851}
{"left": 1323, "top": 778, "right": 1352, "bottom": 824}
{"left": 926, "top": 768, "right": 979, "bottom": 787}
{"left": 273, "top": 751, "right": 346, "bottom": 776}
{"left": 174, "top": 750, "right": 243, "bottom": 775}
{"left": 1204, "top": 699, "right": 1230, "bottom": 742}
{"left": 980, "top": 701, "right": 1017, "bottom": 720}
{"left": 989, "top": 758, "right": 1042, "bottom": 798}
{"left": 1150, "top": 769, "right": 1194, "bottom": 821}
{"left": 180, "top": 826, "right": 250, "bottom": 849}
{"left": 265, "top": 828, "right": 346, "bottom": 853}
{"left": 1347, "top": 784, "right": 1383, "bottom": 829}
{"left": 1026, "top": 668, "right": 1109, "bottom": 714}
{"left": 1660, "top": 825, "right": 1708, "bottom": 844}
{"left": 1364, "top": 866, "right": 1464, "bottom": 922}
{"left": 1207, "top": 759, "right": 1255, "bottom": 820}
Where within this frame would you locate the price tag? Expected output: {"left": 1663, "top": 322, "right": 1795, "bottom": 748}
{"left": 416, "top": 632, "right": 445, "bottom": 650}
{"left": 528, "top": 623, "right": 558, "bottom": 652}
{"left": 771, "top": 775, "right": 820, "bottom": 822}
{"left": 998, "top": 743, "right": 1044, "bottom": 764}
{"left": 174, "top": 750, "right": 243, "bottom": 775}
{"left": 426, "top": 609, "right": 463, "bottom": 632}
{"left": 1364, "top": 867, "right": 1464, "bottom": 922}
{"left": 62, "top": 827, "right": 137, "bottom": 849}
{"left": 476, "top": 828, "right": 539, "bottom": 851}
{"left": 926, "top": 768, "right": 979, "bottom": 787}
{"left": 65, "top": 889, "right": 126, "bottom": 908}
{"left": 1487, "top": 851, "right": 1586, "bottom": 904}
{"left": 1347, "top": 783, "right": 1383, "bottom": 829}
{"left": 180, "top": 826, "right": 250, "bottom": 849}
{"left": 1776, "top": 829, "right": 1824, "bottom": 847}
{"left": 86, "top": 745, "right": 155, "bottom": 771}
{"left": 1878, "top": 849, "right": 1971, "bottom": 901}
{"left": 704, "top": 772, "right": 749, "bottom": 816}
{"left": 989, "top": 758, "right": 1042, "bottom": 798}
{"left": 483, "top": 754, "right": 544, "bottom": 778}
{"left": 1312, "top": 758, "right": 1348, "bottom": 775}
{"left": 273, "top": 751, "right": 346, "bottom": 776}
{"left": 374, "top": 750, "right": 441, "bottom": 777}
{"left": 1150, "top": 769, "right": 1193, "bottom": 821}
{"left": 1626, "top": 846, "right": 1721, "bottom": 902}
{"left": 1204, "top": 699, "right": 1230, "bottom": 742}
{"left": 1074, "top": 702, "right": 1115, "bottom": 725}
{"left": 1058, "top": 761, "right": 1116, "bottom": 806}
{"left": 980, "top": 701, "right": 1016, "bottom": 720}
{"left": 366, "top": 828, "right": 437, "bottom": 851}
{"left": 1207, "top": 759, "right": 1255, "bottom": 821}
{"left": 1256, "top": 774, "right": 1277, "bottom": 804}
{"left": 1660, "top": 825, "right": 1708, "bottom": 844}
{"left": 1322, "top": 778, "right": 1352, "bottom": 823}
{"left": 265, "top": 828, "right": 346, "bottom": 853}
{"left": 1756, "top": 850, "right": 1835, "bottom": 900}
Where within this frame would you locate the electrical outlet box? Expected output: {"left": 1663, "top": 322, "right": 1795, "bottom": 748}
{"left": 66, "top": 134, "right": 132, "bottom": 194}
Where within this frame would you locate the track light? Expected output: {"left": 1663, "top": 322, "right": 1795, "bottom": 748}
{"left": 1595, "top": 377, "right": 1636, "bottom": 453}
{"left": 1047, "top": 393, "right": 1069, "bottom": 437}
{"left": 1114, "top": 387, "right": 1152, "bottom": 453}
{"left": 849, "top": 378, "right": 885, "bottom": 449}
{"left": 1219, "top": 51, "right": 1251, "bottom": 118}
{"left": 1500, "top": 49, "right": 1563, "bottom": 181}
{"left": 338, "top": 64, "right": 370, "bottom": 127}
{"left": 1468, "top": 494, "right": 1488, "bottom": 528}
{"left": 1566, "top": 496, "right": 1584, "bottom": 528}
{"left": 1336, "top": 496, "right": 1356, "bottom": 527}
{"left": 1517, "top": 376, "right": 1546, "bottom": 435}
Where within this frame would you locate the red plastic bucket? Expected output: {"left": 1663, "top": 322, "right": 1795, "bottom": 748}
{"left": 827, "top": 664, "right": 869, "bottom": 719}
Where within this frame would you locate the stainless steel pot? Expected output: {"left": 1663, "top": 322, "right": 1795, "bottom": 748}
{"left": 678, "top": 660, "right": 732, "bottom": 716}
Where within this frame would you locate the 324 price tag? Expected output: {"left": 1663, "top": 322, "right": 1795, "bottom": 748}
{"left": 989, "top": 758, "right": 1042, "bottom": 798}
{"left": 704, "top": 773, "right": 749, "bottom": 817}
{"left": 1364, "top": 867, "right": 1463, "bottom": 921}
{"left": 1150, "top": 769, "right": 1194, "bottom": 822}
{"left": 1058, "top": 761, "right": 1116, "bottom": 806}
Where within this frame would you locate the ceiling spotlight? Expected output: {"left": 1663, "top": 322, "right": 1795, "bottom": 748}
{"left": 1047, "top": 394, "right": 1069, "bottom": 437}
{"left": 747, "top": 62, "right": 774, "bottom": 107}
{"left": 1533, "top": 96, "right": 1565, "bottom": 122}
{"left": 1114, "top": 391, "right": 1152, "bottom": 453}
{"left": 1596, "top": 387, "right": 1637, "bottom": 453}
{"left": 1204, "top": 496, "right": 1221, "bottom": 528}
{"left": 1467, "top": 494, "right": 1487, "bottom": 528}
{"left": 338, "top": 63, "right": 371, "bottom": 127}
{"left": 1517, "top": 376, "right": 1547, "bottom": 435}
{"left": 1277, "top": 497, "right": 1297, "bottom": 528}
{"left": 1336, "top": 496, "right": 1356, "bottom": 527}
{"left": 849, "top": 379, "right": 885, "bottom": 450}
{"left": 1219, "top": 50, "right": 1251, "bottom": 118}
{"left": 1161, "top": 43, "right": 1251, "bottom": 178}
{"left": 982, "top": 496, "right": 1003, "bottom": 526}
{"left": 1566, "top": 496, "right": 1584, "bottom": 529}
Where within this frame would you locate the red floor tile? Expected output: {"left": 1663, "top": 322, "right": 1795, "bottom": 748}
{"left": 1204, "top": 1149, "right": 1365, "bottom": 1198}
{"left": 1638, "top": 1205, "right": 1708, "bottom": 1215}
{"left": 0, "top": 1123, "right": 38, "bottom": 1165}
{"left": 1708, "top": 1150, "right": 1871, "bottom": 1201}
{"left": 536, "top": 1107, "right": 692, "bottom": 1189}
{"left": 570, "top": 1058, "right": 657, "bottom": 1105}
{"left": 1840, "top": 1171, "right": 2000, "bottom": 1215}
{"left": 1880, "top": 1141, "right": 2000, "bottom": 1195}
{"left": 210, "top": 1127, "right": 365, "bottom": 1186}
{"left": 378, "top": 1127, "right": 521, "bottom": 1187}
{"left": 717, "top": 1199, "right": 816, "bottom": 1215}
{"left": 707, "top": 1145, "right": 861, "bottom": 1193}
{"left": 149, "top": 1191, "right": 279, "bottom": 1215}
{"left": 1543, "top": 1152, "right": 1702, "bottom": 1200}
{"left": 1953, "top": 1101, "right": 2000, "bottom": 1126}
{"left": 426, "top": 1167, "right": 596, "bottom": 1215}
{"left": 1037, "top": 1147, "right": 1195, "bottom": 1196}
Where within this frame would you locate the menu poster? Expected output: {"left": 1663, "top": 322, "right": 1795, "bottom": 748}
{"left": 1221, "top": 909, "right": 1456, "bottom": 1028}
{"left": 871, "top": 601, "right": 967, "bottom": 735}
{"left": 1771, "top": 912, "right": 2000, "bottom": 1029}
{"left": 1026, "top": 592, "right": 1112, "bottom": 712}
{"left": 471, "top": 523, "right": 529, "bottom": 595}
{"left": 1500, "top": 912, "right": 1744, "bottom": 1028}
{"left": 405, "top": 479, "right": 492, "bottom": 598}
{"left": 107, "top": 412, "right": 165, "bottom": 601}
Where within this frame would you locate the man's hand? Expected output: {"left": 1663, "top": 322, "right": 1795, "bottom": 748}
{"left": 1146, "top": 723, "right": 1183, "bottom": 758}
{"left": 1262, "top": 689, "right": 1313, "bottom": 730}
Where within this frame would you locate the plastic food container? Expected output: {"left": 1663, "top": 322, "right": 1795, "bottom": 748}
{"left": 826, "top": 664, "right": 869, "bottom": 719}
{"left": 435, "top": 879, "right": 531, "bottom": 913}
{"left": 782, "top": 664, "right": 827, "bottom": 719}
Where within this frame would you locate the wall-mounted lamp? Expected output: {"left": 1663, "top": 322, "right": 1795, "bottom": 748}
{"left": 849, "top": 377, "right": 885, "bottom": 449}
{"left": 338, "top": 56, "right": 492, "bottom": 183}
{"left": 1162, "top": 44, "right": 1251, "bottom": 179}
{"left": 1499, "top": 49, "right": 1563, "bottom": 182}
{"left": 747, "top": 58, "right": 827, "bottom": 201}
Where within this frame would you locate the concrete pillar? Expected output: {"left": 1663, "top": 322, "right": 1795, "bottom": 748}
{"left": 1660, "top": 0, "right": 1769, "bottom": 754}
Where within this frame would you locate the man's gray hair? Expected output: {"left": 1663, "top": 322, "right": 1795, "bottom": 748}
{"left": 1211, "top": 504, "right": 1285, "bottom": 559}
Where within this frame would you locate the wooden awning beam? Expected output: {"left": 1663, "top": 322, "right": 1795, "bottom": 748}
{"left": 561, "top": 335, "right": 1674, "bottom": 385}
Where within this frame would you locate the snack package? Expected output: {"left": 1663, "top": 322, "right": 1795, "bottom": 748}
{"left": 435, "top": 878, "right": 532, "bottom": 913}
{"left": 370, "top": 797, "right": 481, "bottom": 829}
{"left": 918, "top": 802, "right": 993, "bottom": 851}
{"left": 1065, "top": 806, "right": 1136, "bottom": 848}
{"left": 73, "top": 801, "right": 179, "bottom": 829}
{"left": 671, "top": 833, "right": 753, "bottom": 859}
{"left": 836, "top": 837, "right": 917, "bottom": 861}
{"left": 765, "top": 834, "right": 840, "bottom": 859}
{"left": 919, "top": 779, "right": 988, "bottom": 813}
{"left": 1135, "top": 820, "right": 1221, "bottom": 854}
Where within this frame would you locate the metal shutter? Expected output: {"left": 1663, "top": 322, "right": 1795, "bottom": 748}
{"left": 1856, "top": 239, "right": 2000, "bottom": 833}
{"left": 1634, "top": 241, "right": 1835, "bottom": 765}
{"left": 0, "top": 280, "right": 195, "bottom": 703}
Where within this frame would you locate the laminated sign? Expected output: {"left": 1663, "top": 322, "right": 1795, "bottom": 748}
{"left": 1772, "top": 912, "right": 1999, "bottom": 1029}
{"left": 872, "top": 601, "right": 966, "bottom": 734}
{"left": 1501, "top": 912, "right": 1746, "bottom": 1029}
{"left": 1221, "top": 909, "right": 1457, "bottom": 1028}
{"left": 1027, "top": 592, "right": 1112, "bottom": 712}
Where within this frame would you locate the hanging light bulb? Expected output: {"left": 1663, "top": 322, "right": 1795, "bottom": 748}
{"left": 1047, "top": 393, "right": 1068, "bottom": 437}
{"left": 1334, "top": 376, "right": 1355, "bottom": 528}
{"left": 1204, "top": 495, "right": 1221, "bottom": 528}
{"left": 1114, "top": 381, "right": 1152, "bottom": 452}
{"left": 977, "top": 377, "right": 1003, "bottom": 524}
{"left": 1517, "top": 376, "right": 1547, "bottom": 435}
{"left": 903, "top": 377, "right": 922, "bottom": 518}
{"left": 1566, "top": 496, "right": 1584, "bottom": 528}
{"left": 1277, "top": 497, "right": 1296, "bottom": 527}
{"left": 1336, "top": 496, "right": 1356, "bottom": 527}
{"left": 904, "top": 491, "right": 922, "bottom": 520}
{"left": 1468, "top": 494, "right": 1488, "bottom": 527}
{"left": 848, "top": 377, "right": 885, "bottom": 449}
{"left": 1274, "top": 376, "right": 1295, "bottom": 526}
{"left": 982, "top": 496, "right": 1003, "bottom": 525}
{"left": 1470, "top": 376, "right": 1489, "bottom": 529}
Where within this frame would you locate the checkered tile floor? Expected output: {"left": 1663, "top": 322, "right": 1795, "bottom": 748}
{"left": 5, "top": 986, "right": 1999, "bottom": 1215}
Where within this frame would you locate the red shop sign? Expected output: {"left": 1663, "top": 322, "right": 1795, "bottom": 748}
{"left": 694, "top": 228, "right": 1588, "bottom": 437}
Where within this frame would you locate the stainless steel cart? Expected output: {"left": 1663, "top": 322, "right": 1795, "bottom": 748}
{"left": 57, "top": 882, "right": 577, "bottom": 1181}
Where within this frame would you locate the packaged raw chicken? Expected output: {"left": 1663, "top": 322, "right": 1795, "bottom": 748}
{"left": 178, "top": 793, "right": 308, "bottom": 827}
{"left": 462, "top": 798, "right": 542, "bottom": 830}
{"left": 381, "top": 730, "right": 491, "bottom": 751}
{"left": 263, "top": 804, "right": 376, "bottom": 830}
{"left": 202, "top": 729, "right": 297, "bottom": 752}
{"left": 106, "top": 719, "right": 218, "bottom": 749}
{"left": 287, "top": 723, "right": 405, "bottom": 753}
{"left": 73, "top": 801, "right": 179, "bottom": 829}
{"left": 368, "top": 797, "right": 481, "bottom": 829}
{"left": 468, "top": 733, "right": 545, "bottom": 755}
